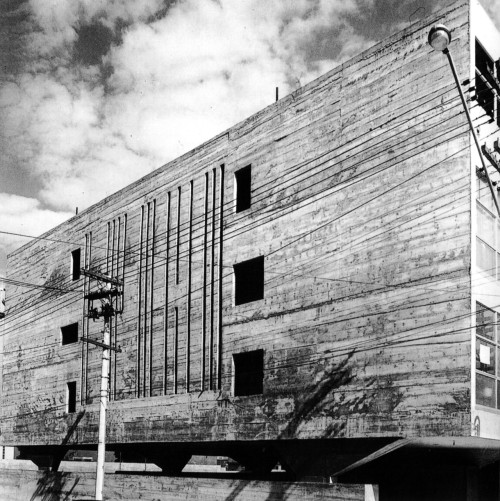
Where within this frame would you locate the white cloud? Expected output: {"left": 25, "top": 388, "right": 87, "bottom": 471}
{"left": 0, "top": 193, "right": 74, "bottom": 272}
{"left": 2, "top": 0, "right": 372, "bottom": 217}
{"left": 2, "top": 0, "right": 499, "bottom": 280}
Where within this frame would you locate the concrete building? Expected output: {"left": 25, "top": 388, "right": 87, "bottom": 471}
{"left": 1, "top": 1, "right": 500, "bottom": 499}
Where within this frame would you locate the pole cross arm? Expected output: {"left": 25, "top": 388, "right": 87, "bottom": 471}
{"left": 81, "top": 268, "right": 123, "bottom": 287}
{"left": 84, "top": 288, "right": 121, "bottom": 301}
{"left": 81, "top": 337, "right": 122, "bottom": 353}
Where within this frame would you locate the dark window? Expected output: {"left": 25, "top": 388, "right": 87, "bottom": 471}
{"left": 67, "top": 382, "right": 77, "bottom": 413}
{"left": 497, "top": 95, "right": 500, "bottom": 128}
{"left": 476, "top": 302, "right": 500, "bottom": 409}
{"left": 235, "top": 165, "right": 251, "bottom": 212}
{"left": 233, "top": 350, "right": 264, "bottom": 396}
{"left": 71, "top": 249, "right": 81, "bottom": 281}
{"left": 61, "top": 323, "right": 79, "bottom": 345}
{"left": 475, "top": 39, "right": 499, "bottom": 123}
{"left": 476, "top": 71, "right": 495, "bottom": 119}
{"left": 234, "top": 256, "right": 264, "bottom": 305}
{"left": 476, "top": 40, "right": 496, "bottom": 86}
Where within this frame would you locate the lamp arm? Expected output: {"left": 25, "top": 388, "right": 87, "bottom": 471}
{"left": 444, "top": 48, "right": 500, "bottom": 217}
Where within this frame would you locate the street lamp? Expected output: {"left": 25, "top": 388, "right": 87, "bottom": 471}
{"left": 428, "top": 24, "right": 452, "bottom": 52}
{"left": 428, "top": 24, "right": 500, "bottom": 216}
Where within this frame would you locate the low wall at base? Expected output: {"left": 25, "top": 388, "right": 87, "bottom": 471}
{"left": 0, "top": 469, "right": 363, "bottom": 501}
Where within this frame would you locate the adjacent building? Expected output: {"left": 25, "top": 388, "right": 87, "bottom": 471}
{"left": 1, "top": 1, "right": 500, "bottom": 498}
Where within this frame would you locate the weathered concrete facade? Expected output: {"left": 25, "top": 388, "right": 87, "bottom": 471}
{"left": 2, "top": 0, "right": 500, "bottom": 497}
{"left": 0, "top": 467, "right": 364, "bottom": 501}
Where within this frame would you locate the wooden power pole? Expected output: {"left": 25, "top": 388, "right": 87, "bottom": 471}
{"left": 81, "top": 268, "right": 123, "bottom": 501}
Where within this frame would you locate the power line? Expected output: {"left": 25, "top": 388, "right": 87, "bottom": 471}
{"left": 0, "top": 83, "right": 481, "bottom": 265}
{"left": 0, "top": 91, "right": 494, "bottom": 286}
{"left": 0, "top": 126, "right": 472, "bottom": 336}
{"left": 0, "top": 307, "right": 493, "bottom": 409}
{"left": 1, "top": 84, "right": 498, "bottom": 410}
{"left": 0, "top": 122, "right": 494, "bottom": 338}
{"left": 0, "top": 184, "right": 492, "bottom": 356}
{"left": 0, "top": 106, "right": 468, "bottom": 316}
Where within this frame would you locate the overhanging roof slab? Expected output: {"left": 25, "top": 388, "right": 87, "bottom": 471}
{"left": 335, "top": 437, "right": 500, "bottom": 484}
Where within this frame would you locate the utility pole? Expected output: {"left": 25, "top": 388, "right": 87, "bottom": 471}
{"left": 81, "top": 268, "right": 123, "bottom": 501}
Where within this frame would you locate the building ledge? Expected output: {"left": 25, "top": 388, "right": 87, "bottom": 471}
{"left": 334, "top": 436, "right": 500, "bottom": 484}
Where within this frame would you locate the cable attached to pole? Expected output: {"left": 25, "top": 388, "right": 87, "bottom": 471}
{"left": 443, "top": 48, "right": 500, "bottom": 217}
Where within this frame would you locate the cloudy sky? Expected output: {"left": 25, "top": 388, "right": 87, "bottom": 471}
{"left": 0, "top": 0, "right": 499, "bottom": 276}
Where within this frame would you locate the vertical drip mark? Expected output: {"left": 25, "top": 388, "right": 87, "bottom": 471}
{"left": 121, "top": 214, "right": 127, "bottom": 314}
{"left": 176, "top": 187, "right": 181, "bottom": 284}
{"left": 174, "top": 306, "right": 179, "bottom": 394}
{"left": 217, "top": 164, "right": 224, "bottom": 390}
{"left": 81, "top": 233, "right": 89, "bottom": 405}
{"left": 116, "top": 218, "right": 121, "bottom": 282}
{"left": 186, "top": 181, "right": 193, "bottom": 392}
{"left": 86, "top": 231, "right": 92, "bottom": 403}
{"left": 106, "top": 223, "right": 111, "bottom": 274}
{"left": 109, "top": 219, "right": 116, "bottom": 401}
{"left": 143, "top": 202, "right": 151, "bottom": 397}
{"left": 209, "top": 168, "right": 216, "bottom": 390}
{"left": 149, "top": 199, "right": 156, "bottom": 396}
{"left": 111, "top": 219, "right": 116, "bottom": 278}
{"left": 117, "top": 214, "right": 126, "bottom": 399}
{"left": 202, "top": 173, "right": 209, "bottom": 390}
{"left": 164, "top": 193, "right": 170, "bottom": 395}
{"left": 109, "top": 316, "right": 114, "bottom": 401}
{"left": 113, "top": 217, "right": 121, "bottom": 400}
{"left": 137, "top": 205, "right": 144, "bottom": 398}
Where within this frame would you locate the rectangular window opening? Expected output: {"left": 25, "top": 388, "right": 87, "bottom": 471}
{"left": 235, "top": 165, "right": 251, "bottom": 213}
{"left": 476, "top": 175, "right": 497, "bottom": 213}
{"left": 476, "top": 40, "right": 496, "bottom": 85}
{"left": 234, "top": 256, "right": 264, "bottom": 305}
{"left": 497, "top": 97, "right": 500, "bottom": 128}
{"left": 476, "top": 302, "right": 500, "bottom": 410}
{"left": 476, "top": 71, "right": 495, "bottom": 120}
{"left": 61, "top": 322, "right": 79, "bottom": 345}
{"left": 233, "top": 349, "right": 264, "bottom": 396}
{"left": 71, "top": 248, "right": 81, "bottom": 281}
{"left": 67, "top": 381, "right": 77, "bottom": 413}
{"left": 475, "top": 39, "right": 499, "bottom": 122}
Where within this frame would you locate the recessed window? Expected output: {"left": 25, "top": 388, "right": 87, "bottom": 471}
{"left": 61, "top": 323, "right": 79, "bottom": 345}
{"left": 476, "top": 71, "right": 495, "bottom": 119}
{"left": 234, "top": 256, "right": 264, "bottom": 305}
{"left": 235, "top": 165, "right": 251, "bottom": 212}
{"left": 71, "top": 249, "right": 81, "bottom": 281}
{"left": 476, "top": 302, "right": 500, "bottom": 409}
{"left": 475, "top": 39, "right": 500, "bottom": 127}
{"left": 233, "top": 349, "right": 264, "bottom": 396}
{"left": 67, "top": 382, "right": 77, "bottom": 413}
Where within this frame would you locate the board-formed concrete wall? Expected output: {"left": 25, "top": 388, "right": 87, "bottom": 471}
{"left": 0, "top": 468, "right": 364, "bottom": 501}
{"left": 1, "top": 0, "right": 472, "bottom": 467}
